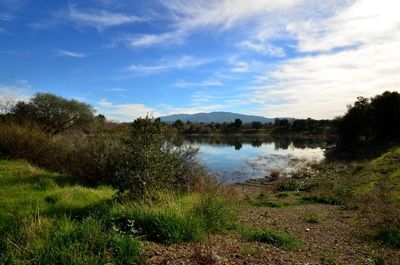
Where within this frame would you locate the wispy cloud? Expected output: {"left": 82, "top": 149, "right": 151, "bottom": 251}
{"left": 126, "top": 55, "right": 212, "bottom": 75}
{"left": 127, "top": 0, "right": 304, "bottom": 48}
{"left": 105, "top": 87, "right": 127, "bottom": 92}
{"left": 239, "top": 40, "right": 285, "bottom": 57}
{"left": 0, "top": 13, "right": 14, "bottom": 21}
{"left": 68, "top": 4, "right": 144, "bottom": 31}
{"left": 55, "top": 49, "right": 88, "bottom": 58}
{"left": 175, "top": 79, "right": 223, "bottom": 88}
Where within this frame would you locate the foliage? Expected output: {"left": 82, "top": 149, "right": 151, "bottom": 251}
{"left": 13, "top": 92, "right": 95, "bottom": 135}
{"left": 114, "top": 117, "right": 207, "bottom": 200}
{"left": 241, "top": 227, "right": 302, "bottom": 250}
{"left": 373, "top": 227, "right": 400, "bottom": 248}
{"left": 337, "top": 91, "right": 400, "bottom": 145}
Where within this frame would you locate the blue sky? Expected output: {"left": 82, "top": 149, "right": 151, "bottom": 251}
{"left": 1, "top": 0, "right": 399, "bottom": 121}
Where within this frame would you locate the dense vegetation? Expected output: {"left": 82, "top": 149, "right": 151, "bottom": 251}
{"left": 337, "top": 91, "right": 400, "bottom": 146}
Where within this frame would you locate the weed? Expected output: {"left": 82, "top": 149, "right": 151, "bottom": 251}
{"left": 319, "top": 257, "right": 337, "bottom": 265}
{"left": 306, "top": 213, "right": 321, "bottom": 224}
{"left": 241, "top": 227, "right": 302, "bottom": 250}
{"left": 240, "top": 246, "right": 259, "bottom": 256}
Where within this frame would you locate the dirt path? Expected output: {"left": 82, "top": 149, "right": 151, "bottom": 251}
{"left": 144, "top": 181, "right": 399, "bottom": 265}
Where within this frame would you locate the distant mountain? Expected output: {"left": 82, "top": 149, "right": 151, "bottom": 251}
{"left": 159, "top": 111, "right": 275, "bottom": 124}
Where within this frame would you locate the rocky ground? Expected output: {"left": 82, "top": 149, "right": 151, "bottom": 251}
{"left": 143, "top": 179, "right": 400, "bottom": 265}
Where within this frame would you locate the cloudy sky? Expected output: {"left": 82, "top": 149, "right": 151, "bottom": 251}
{"left": 1, "top": 0, "right": 399, "bottom": 121}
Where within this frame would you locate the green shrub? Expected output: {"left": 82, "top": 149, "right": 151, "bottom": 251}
{"left": 241, "top": 227, "right": 302, "bottom": 250}
{"left": 374, "top": 227, "right": 400, "bottom": 248}
{"left": 114, "top": 117, "right": 207, "bottom": 200}
{"left": 306, "top": 213, "right": 320, "bottom": 224}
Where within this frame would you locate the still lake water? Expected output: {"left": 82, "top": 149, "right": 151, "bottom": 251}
{"left": 178, "top": 135, "right": 326, "bottom": 183}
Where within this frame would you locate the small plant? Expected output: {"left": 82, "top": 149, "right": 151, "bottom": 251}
{"left": 241, "top": 227, "right": 302, "bottom": 250}
{"left": 306, "top": 213, "right": 321, "bottom": 224}
{"left": 319, "top": 257, "right": 337, "bottom": 265}
{"left": 240, "top": 246, "right": 259, "bottom": 256}
{"left": 364, "top": 251, "right": 386, "bottom": 265}
{"left": 373, "top": 227, "right": 400, "bottom": 248}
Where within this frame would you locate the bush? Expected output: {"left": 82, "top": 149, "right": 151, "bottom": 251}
{"left": 114, "top": 117, "right": 208, "bottom": 200}
{"left": 374, "top": 227, "right": 400, "bottom": 248}
{"left": 241, "top": 227, "right": 302, "bottom": 250}
{"left": 67, "top": 132, "right": 128, "bottom": 184}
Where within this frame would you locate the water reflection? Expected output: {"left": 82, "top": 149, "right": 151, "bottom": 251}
{"left": 174, "top": 135, "right": 326, "bottom": 183}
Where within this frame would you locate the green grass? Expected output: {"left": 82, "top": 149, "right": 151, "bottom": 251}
{"left": 0, "top": 160, "right": 144, "bottom": 264}
{"left": 241, "top": 227, "right": 302, "bottom": 250}
{"left": 100, "top": 193, "right": 237, "bottom": 245}
{"left": 0, "top": 159, "right": 238, "bottom": 263}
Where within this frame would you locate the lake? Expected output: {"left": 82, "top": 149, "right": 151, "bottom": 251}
{"left": 176, "top": 135, "right": 326, "bottom": 183}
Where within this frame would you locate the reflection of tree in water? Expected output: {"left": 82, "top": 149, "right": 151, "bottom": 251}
{"left": 174, "top": 135, "right": 326, "bottom": 150}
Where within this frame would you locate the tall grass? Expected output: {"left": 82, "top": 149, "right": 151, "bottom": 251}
{"left": 99, "top": 192, "right": 237, "bottom": 245}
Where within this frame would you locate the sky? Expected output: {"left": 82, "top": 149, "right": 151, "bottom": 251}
{"left": 1, "top": 0, "right": 399, "bottom": 121}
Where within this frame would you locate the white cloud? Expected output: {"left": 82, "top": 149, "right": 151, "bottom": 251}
{"left": 126, "top": 55, "right": 212, "bottom": 75}
{"left": 105, "top": 87, "right": 127, "bottom": 92}
{"left": 239, "top": 40, "right": 285, "bottom": 57}
{"left": 175, "top": 79, "right": 223, "bottom": 88}
{"left": 96, "top": 99, "right": 159, "bottom": 122}
{"left": 248, "top": 0, "right": 400, "bottom": 119}
{"left": 56, "top": 49, "right": 87, "bottom": 58}
{"left": 124, "top": 32, "right": 184, "bottom": 48}
{"left": 161, "top": 0, "right": 303, "bottom": 31}
{"left": 68, "top": 5, "right": 143, "bottom": 31}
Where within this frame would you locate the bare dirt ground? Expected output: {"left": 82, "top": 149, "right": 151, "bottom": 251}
{"left": 143, "top": 181, "right": 400, "bottom": 265}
